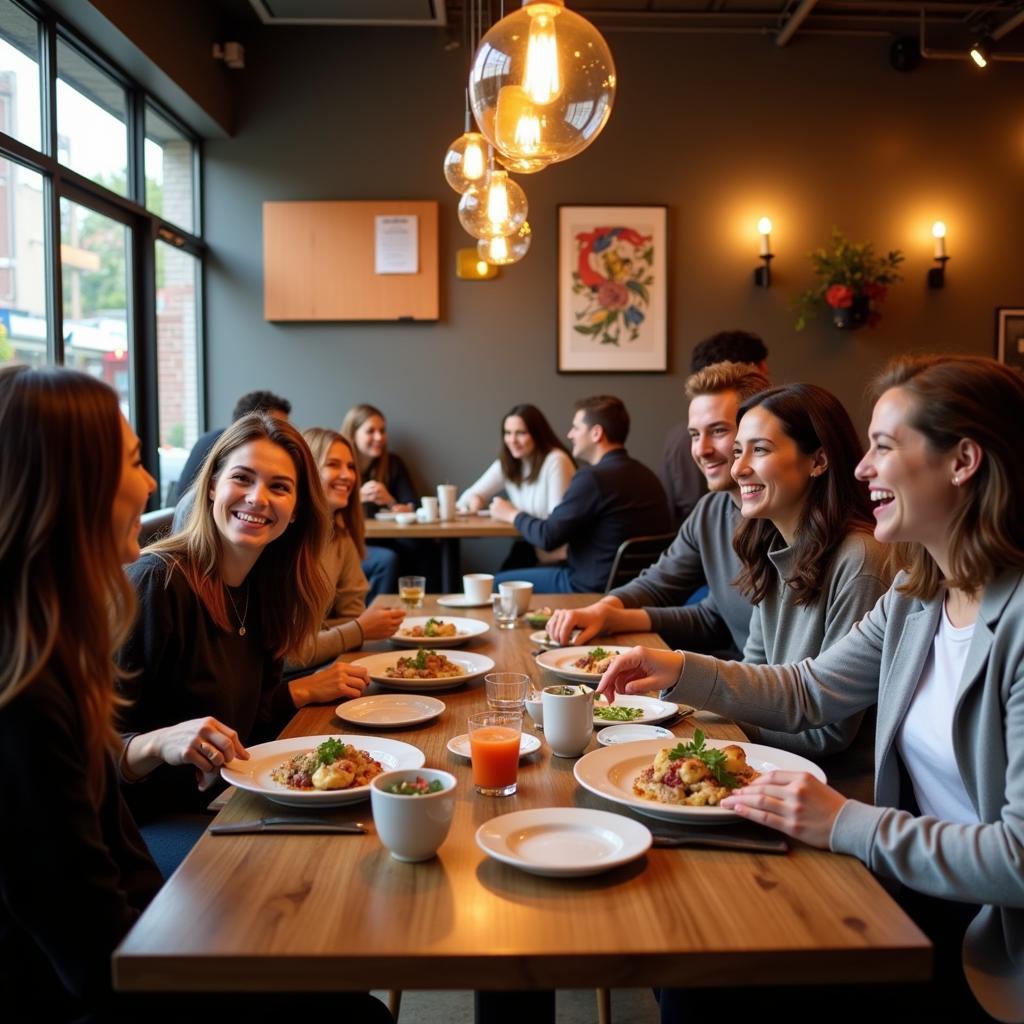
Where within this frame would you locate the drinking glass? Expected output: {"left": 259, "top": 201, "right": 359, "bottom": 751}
{"left": 492, "top": 591, "right": 518, "bottom": 629}
{"left": 399, "top": 575, "right": 425, "bottom": 610}
{"left": 485, "top": 672, "right": 530, "bottom": 713}
{"left": 468, "top": 711, "right": 522, "bottom": 796}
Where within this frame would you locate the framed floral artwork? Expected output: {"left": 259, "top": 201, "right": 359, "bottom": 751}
{"left": 558, "top": 205, "right": 668, "bottom": 373}
{"left": 996, "top": 307, "right": 1024, "bottom": 374}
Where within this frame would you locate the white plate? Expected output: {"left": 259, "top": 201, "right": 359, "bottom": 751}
{"left": 597, "top": 724, "right": 675, "bottom": 746}
{"left": 221, "top": 734, "right": 425, "bottom": 808}
{"left": 592, "top": 693, "right": 680, "bottom": 727}
{"left": 437, "top": 594, "right": 493, "bottom": 609}
{"left": 476, "top": 807, "right": 651, "bottom": 877}
{"left": 529, "top": 630, "right": 559, "bottom": 648}
{"left": 574, "top": 738, "right": 827, "bottom": 825}
{"left": 335, "top": 694, "right": 445, "bottom": 728}
{"left": 353, "top": 649, "right": 495, "bottom": 691}
{"left": 447, "top": 732, "right": 541, "bottom": 759}
{"left": 392, "top": 616, "right": 490, "bottom": 648}
{"left": 374, "top": 511, "right": 397, "bottom": 521}
{"left": 476, "top": 510, "right": 492, "bottom": 517}
{"left": 535, "top": 645, "right": 633, "bottom": 682}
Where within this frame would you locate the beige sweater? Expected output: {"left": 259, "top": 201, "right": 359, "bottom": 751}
{"left": 286, "top": 529, "right": 368, "bottom": 669}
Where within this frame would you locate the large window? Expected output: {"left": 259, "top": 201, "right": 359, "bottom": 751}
{"left": 0, "top": 0, "right": 204, "bottom": 508}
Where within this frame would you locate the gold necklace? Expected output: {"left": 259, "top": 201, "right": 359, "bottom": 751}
{"left": 225, "top": 582, "right": 250, "bottom": 637}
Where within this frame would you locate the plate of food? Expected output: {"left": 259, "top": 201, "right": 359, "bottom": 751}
{"left": 391, "top": 616, "right": 489, "bottom": 648}
{"left": 335, "top": 694, "right": 446, "bottom": 729}
{"left": 475, "top": 807, "right": 652, "bottom": 877}
{"left": 353, "top": 649, "right": 495, "bottom": 691}
{"left": 534, "top": 645, "right": 632, "bottom": 682}
{"left": 446, "top": 732, "right": 541, "bottom": 759}
{"left": 220, "top": 734, "right": 425, "bottom": 808}
{"left": 529, "top": 630, "right": 559, "bottom": 648}
{"left": 592, "top": 693, "right": 683, "bottom": 726}
{"left": 573, "top": 731, "right": 827, "bottom": 824}
{"left": 597, "top": 724, "right": 675, "bottom": 746}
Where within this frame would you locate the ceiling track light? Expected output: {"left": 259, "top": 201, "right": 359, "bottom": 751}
{"left": 918, "top": 11, "right": 1024, "bottom": 65}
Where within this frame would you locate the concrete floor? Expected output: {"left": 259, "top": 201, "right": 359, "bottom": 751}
{"left": 371, "top": 988, "right": 661, "bottom": 1024}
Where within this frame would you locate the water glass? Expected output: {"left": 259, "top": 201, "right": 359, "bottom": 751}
{"left": 468, "top": 711, "right": 522, "bottom": 796}
{"left": 399, "top": 575, "right": 425, "bottom": 610}
{"left": 492, "top": 591, "right": 519, "bottom": 629}
{"left": 485, "top": 672, "right": 530, "bottom": 713}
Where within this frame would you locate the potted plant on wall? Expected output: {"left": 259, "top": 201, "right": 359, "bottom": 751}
{"left": 794, "top": 228, "right": 904, "bottom": 331}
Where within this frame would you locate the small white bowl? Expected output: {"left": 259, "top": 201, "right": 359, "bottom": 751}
{"left": 395, "top": 512, "right": 418, "bottom": 526}
{"left": 596, "top": 724, "right": 674, "bottom": 747}
{"left": 525, "top": 693, "right": 543, "bottom": 728}
{"left": 370, "top": 769, "right": 457, "bottom": 862}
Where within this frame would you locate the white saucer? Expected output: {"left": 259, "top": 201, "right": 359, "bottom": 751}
{"left": 476, "top": 807, "right": 652, "bottom": 877}
{"left": 437, "top": 594, "right": 493, "bottom": 609}
{"left": 374, "top": 511, "right": 397, "bottom": 521}
{"left": 335, "top": 694, "right": 445, "bottom": 728}
{"left": 447, "top": 732, "right": 541, "bottom": 759}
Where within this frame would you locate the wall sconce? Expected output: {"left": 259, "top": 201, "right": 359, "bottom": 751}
{"left": 928, "top": 221, "right": 949, "bottom": 289}
{"left": 753, "top": 217, "right": 774, "bottom": 287}
{"left": 456, "top": 248, "right": 499, "bottom": 280}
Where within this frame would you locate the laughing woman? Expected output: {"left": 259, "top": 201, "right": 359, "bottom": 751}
{"left": 116, "top": 413, "right": 352, "bottom": 873}
{"left": 600, "top": 355, "right": 1024, "bottom": 1022}
{"left": 0, "top": 366, "right": 162, "bottom": 1021}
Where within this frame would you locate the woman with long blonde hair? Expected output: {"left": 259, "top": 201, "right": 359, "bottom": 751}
{"left": 285, "top": 428, "right": 404, "bottom": 683}
{"left": 0, "top": 365, "right": 161, "bottom": 1019}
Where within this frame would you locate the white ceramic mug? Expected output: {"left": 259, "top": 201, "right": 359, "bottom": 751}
{"left": 370, "top": 769, "right": 458, "bottom": 862}
{"left": 419, "top": 496, "right": 439, "bottom": 522}
{"left": 463, "top": 573, "right": 494, "bottom": 604}
{"left": 498, "top": 580, "right": 534, "bottom": 616}
{"left": 437, "top": 484, "right": 458, "bottom": 521}
{"left": 542, "top": 684, "right": 594, "bottom": 758}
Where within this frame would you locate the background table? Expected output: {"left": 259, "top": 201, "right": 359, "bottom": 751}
{"left": 365, "top": 515, "right": 520, "bottom": 591}
{"left": 114, "top": 595, "right": 930, "bottom": 993}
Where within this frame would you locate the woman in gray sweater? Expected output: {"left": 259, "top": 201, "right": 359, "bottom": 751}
{"left": 601, "top": 355, "right": 1024, "bottom": 1021}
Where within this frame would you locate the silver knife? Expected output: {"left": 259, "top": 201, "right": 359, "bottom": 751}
{"left": 209, "top": 817, "right": 367, "bottom": 835}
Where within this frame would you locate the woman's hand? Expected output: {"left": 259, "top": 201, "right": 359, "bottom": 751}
{"left": 719, "top": 771, "right": 847, "bottom": 848}
{"left": 596, "top": 646, "right": 684, "bottom": 698}
{"left": 548, "top": 605, "right": 606, "bottom": 645}
{"left": 489, "top": 496, "right": 518, "bottom": 523}
{"left": 357, "top": 605, "right": 405, "bottom": 641}
{"left": 124, "top": 717, "right": 249, "bottom": 789}
{"left": 360, "top": 480, "right": 395, "bottom": 507}
{"left": 289, "top": 660, "right": 370, "bottom": 707}
{"left": 465, "top": 494, "right": 485, "bottom": 514}
{"left": 390, "top": 503, "right": 414, "bottom": 513}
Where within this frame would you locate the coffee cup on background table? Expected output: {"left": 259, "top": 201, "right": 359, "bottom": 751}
{"left": 418, "top": 496, "right": 439, "bottom": 522}
{"left": 498, "top": 580, "right": 533, "bottom": 616}
{"left": 463, "top": 573, "right": 494, "bottom": 604}
{"left": 437, "top": 484, "right": 457, "bottom": 521}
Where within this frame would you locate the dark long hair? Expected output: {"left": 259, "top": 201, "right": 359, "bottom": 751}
{"left": 872, "top": 355, "right": 1024, "bottom": 599}
{"left": 148, "top": 413, "right": 332, "bottom": 660}
{"left": 0, "top": 366, "right": 135, "bottom": 801}
{"left": 499, "top": 404, "right": 572, "bottom": 485}
{"left": 733, "top": 383, "right": 875, "bottom": 606}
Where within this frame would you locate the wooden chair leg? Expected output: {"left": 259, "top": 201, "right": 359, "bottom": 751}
{"left": 597, "top": 987, "right": 611, "bottom": 1024}
{"left": 386, "top": 989, "right": 402, "bottom": 1021}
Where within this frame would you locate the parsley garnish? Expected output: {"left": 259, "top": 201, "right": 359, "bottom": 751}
{"left": 424, "top": 617, "right": 441, "bottom": 636}
{"left": 315, "top": 738, "right": 349, "bottom": 767}
{"left": 589, "top": 646, "right": 610, "bottom": 661}
{"left": 666, "top": 729, "right": 739, "bottom": 788}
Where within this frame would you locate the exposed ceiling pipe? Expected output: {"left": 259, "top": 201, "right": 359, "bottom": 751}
{"left": 919, "top": 8, "right": 1024, "bottom": 63}
{"left": 992, "top": 8, "right": 1024, "bottom": 42}
{"left": 777, "top": 0, "right": 821, "bottom": 47}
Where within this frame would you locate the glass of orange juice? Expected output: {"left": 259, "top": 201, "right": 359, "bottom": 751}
{"left": 467, "top": 711, "right": 522, "bottom": 796}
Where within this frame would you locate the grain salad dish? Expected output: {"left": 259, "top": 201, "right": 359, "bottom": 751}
{"left": 633, "top": 731, "right": 759, "bottom": 807}
{"left": 386, "top": 649, "right": 464, "bottom": 680}
{"left": 271, "top": 737, "right": 383, "bottom": 792}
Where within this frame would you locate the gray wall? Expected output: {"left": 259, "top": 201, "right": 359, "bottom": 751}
{"left": 203, "top": 25, "right": 1024, "bottom": 504}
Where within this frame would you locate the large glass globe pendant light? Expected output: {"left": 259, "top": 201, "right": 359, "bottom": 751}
{"left": 479, "top": 221, "right": 532, "bottom": 266}
{"left": 458, "top": 167, "right": 528, "bottom": 240}
{"left": 469, "top": 0, "right": 616, "bottom": 168}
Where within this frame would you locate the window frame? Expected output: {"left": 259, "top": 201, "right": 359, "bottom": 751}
{"left": 0, "top": 0, "right": 205, "bottom": 508}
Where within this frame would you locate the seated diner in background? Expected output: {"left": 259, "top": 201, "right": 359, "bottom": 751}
{"left": 285, "top": 427, "right": 404, "bottom": 681}
{"left": 548, "top": 361, "right": 769, "bottom": 655}
{"left": 458, "top": 402, "right": 575, "bottom": 570}
{"left": 491, "top": 394, "right": 671, "bottom": 593}
{"left": 599, "top": 354, "right": 1024, "bottom": 1023}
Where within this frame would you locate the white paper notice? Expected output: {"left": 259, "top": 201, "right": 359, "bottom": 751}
{"left": 374, "top": 215, "right": 418, "bottom": 274}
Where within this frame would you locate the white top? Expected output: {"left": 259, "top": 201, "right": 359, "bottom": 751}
{"left": 458, "top": 449, "right": 575, "bottom": 519}
{"left": 896, "top": 603, "right": 979, "bottom": 825}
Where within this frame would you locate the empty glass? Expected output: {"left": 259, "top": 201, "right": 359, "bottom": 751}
{"left": 492, "top": 590, "right": 518, "bottom": 629}
{"left": 485, "top": 672, "right": 530, "bottom": 713}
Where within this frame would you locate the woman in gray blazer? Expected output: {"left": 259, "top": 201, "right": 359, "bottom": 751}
{"left": 600, "top": 355, "right": 1024, "bottom": 1022}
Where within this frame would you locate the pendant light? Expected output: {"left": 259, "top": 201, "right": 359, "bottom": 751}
{"left": 458, "top": 165, "right": 528, "bottom": 240}
{"left": 443, "top": 93, "right": 489, "bottom": 194}
{"left": 469, "top": 0, "right": 616, "bottom": 168}
{"left": 479, "top": 222, "right": 532, "bottom": 265}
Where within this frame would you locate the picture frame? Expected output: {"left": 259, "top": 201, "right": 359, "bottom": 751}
{"left": 558, "top": 205, "right": 667, "bottom": 373}
{"left": 996, "top": 307, "right": 1024, "bottom": 373}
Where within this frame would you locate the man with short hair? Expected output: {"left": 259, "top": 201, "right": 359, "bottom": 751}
{"left": 491, "top": 395, "right": 670, "bottom": 594}
{"left": 548, "top": 362, "right": 770, "bottom": 653}
{"left": 660, "top": 330, "right": 769, "bottom": 529}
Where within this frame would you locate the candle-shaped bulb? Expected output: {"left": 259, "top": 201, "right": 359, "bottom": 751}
{"left": 932, "top": 221, "right": 947, "bottom": 259}
{"left": 758, "top": 217, "right": 772, "bottom": 256}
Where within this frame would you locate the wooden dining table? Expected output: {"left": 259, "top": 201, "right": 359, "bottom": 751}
{"left": 113, "top": 594, "right": 930, "bottom": 994}
{"left": 365, "top": 513, "right": 519, "bottom": 592}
